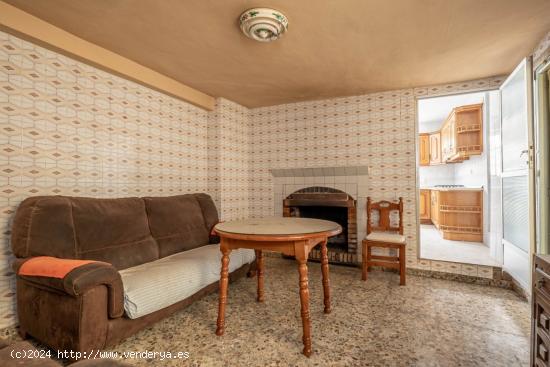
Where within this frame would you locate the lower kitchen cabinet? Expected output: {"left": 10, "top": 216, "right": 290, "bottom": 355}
{"left": 419, "top": 190, "right": 431, "bottom": 223}
{"left": 430, "top": 190, "right": 439, "bottom": 228}
{"left": 423, "top": 188, "right": 482, "bottom": 241}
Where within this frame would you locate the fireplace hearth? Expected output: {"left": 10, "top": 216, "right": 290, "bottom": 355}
{"left": 283, "top": 187, "right": 357, "bottom": 265}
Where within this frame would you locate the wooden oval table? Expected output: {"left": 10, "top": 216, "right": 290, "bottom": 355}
{"left": 214, "top": 217, "right": 342, "bottom": 357}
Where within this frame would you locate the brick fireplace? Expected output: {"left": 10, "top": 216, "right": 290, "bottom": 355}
{"left": 283, "top": 187, "right": 358, "bottom": 265}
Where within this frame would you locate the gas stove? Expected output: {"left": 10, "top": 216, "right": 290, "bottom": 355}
{"left": 433, "top": 184, "right": 465, "bottom": 188}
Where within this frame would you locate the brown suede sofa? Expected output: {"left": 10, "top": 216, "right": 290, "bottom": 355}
{"left": 11, "top": 193, "right": 254, "bottom": 357}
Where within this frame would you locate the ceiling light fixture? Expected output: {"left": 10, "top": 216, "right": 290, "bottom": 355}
{"left": 239, "top": 8, "right": 289, "bottom": 42}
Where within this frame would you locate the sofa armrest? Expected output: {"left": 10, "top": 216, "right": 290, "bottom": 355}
{"left": 209, "top": 221, "right": 223, "bottom": 244}
{"left": 14, "top": 257, "right": 124, "bottom": 318}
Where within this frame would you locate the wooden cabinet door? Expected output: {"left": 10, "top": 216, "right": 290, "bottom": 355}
{"left": 419, "top": 134, "right": 430, "bottom": 166}
{"left": 448, "top": 117, "right": 456, "bottom": 157}
{"left": 430, "top": 191, "right": 439, "bottom": 227}
{"left": 429, "top": 132, "right": 441, "bottom": 165}
{"left": 419, "top": 190, "right": 431, "bottom": 221}
{"left": 454, "top": 104, "right": 483, "bottom": 158}
{"left": 440, "top": 123, "right": 450, "bottom": 162}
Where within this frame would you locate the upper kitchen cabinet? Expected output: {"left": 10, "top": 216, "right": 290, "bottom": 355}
{"left": 429, "top": 132, "right": 441, "bottom": 165}
{"left": 440, "top": 114, "right": 455, "bottom": 162}
{"left": 419, "top": 133, "right": 430, "bottom": 166}
{"left": 419, "top": 103, "right": 483, "bottom": 166}
{"left": 441, "top": 103, "right": 483, "bottom": 163}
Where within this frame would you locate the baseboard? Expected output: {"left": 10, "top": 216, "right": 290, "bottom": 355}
{"left": 408, "top": 267, "right": 514, "bottom": 290}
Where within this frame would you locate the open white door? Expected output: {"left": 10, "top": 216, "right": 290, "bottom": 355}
{"left": 500, "top": 58, "right": 535, "bottom": 291}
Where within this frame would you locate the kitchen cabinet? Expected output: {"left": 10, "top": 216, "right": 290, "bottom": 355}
{"left": 425, "top": 188, "right": 483, "bottom": 242}
{"left": 436, "top": 189, "right": 483, "bottom": 242}
{"left": 430, "top": 190, "right": 439, "bottom": 228}
{"left": 441, "top": 103, "right": 483, "bottom": 163}
{"left": 419, "top": 190, "right": 431, "bottom": 223}
{"left": 440, "top": 117, "right": 456, "bottom": 162}
{"left": 429, "top": 132, "right": 441, "bottom": 165}
{"left": 419, "top": 134, "right": 430, "bottom": 166}
{"left": 420, "top": 103, "right": 483, "bottom": 165}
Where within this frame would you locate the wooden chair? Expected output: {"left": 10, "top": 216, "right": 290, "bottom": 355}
{"left": 362, "top": 197, "right": 406, "bottom": 285}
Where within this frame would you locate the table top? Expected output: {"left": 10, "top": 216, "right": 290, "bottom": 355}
{"left": 214, "top": 217, "right": 341, "bottom": 237}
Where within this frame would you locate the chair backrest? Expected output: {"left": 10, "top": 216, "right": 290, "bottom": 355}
{"left": 366, "top": 197, "right": 403, "bottom": 235}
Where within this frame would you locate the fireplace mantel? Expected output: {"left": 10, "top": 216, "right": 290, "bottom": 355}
{"left": 284, "top": 193, "right": 354, "bottom": 207}
{"left": 271, "top": 165, "right": 370, "bottom": 178}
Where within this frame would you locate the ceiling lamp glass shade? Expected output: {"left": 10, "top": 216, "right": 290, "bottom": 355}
{"left": 239, "top": 8, "right": 289, "bottom": 42}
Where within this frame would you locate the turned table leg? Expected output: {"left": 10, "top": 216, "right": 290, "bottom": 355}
{"left": 297, "top": 258, "right": 312, "bottom": 357}
{"left": 216, "top": 247, "right": 231, "bottom": 336}
{"left": 246, "top": 260, "right": 257, "bottom": 278}
{"left": 255, "top": 249, "right": 264, "bottom": 302}
{"left": 320, "top": 240, "right": 331, "bottom": 314}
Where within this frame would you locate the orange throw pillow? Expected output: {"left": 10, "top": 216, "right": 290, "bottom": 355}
{"left": 19, "top": 256, "right": 97, "bottom": 279}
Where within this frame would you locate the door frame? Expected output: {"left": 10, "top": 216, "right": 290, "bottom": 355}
{"left": 534, "top": 58, "right": 550, "bottom": 255}
{"left": 414, "top": 89, "right": 497, "bottom": 263}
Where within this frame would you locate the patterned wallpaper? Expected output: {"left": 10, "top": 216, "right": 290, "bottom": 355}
{"left": 248, "top": 76, "right": 504, "bottom": 279}
{"left": 0, "top": 31, "right": 210, "bottom": 328}
{"left": 1, "top": 27, "right": 548, "bottom": 330}
{"left": 207, "top": 98, "right": 250, "bottom": 220}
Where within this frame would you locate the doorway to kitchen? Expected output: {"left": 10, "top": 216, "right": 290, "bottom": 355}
{"left": 417, "top": 91, "right": 500, "bottom": 267}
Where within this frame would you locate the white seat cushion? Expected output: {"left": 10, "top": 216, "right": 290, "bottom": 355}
{"left": 366, "top": 232, "right": 406, "bottom": 244}
{"left": 119, "top": 244, "right": 255, "bottom": 319}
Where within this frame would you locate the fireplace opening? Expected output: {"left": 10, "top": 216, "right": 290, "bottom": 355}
{"left": 291, "top": 206, "right": 348, "bottom": 251}
{"left": 283, "top": 186, "right": 357, "bottom": 264}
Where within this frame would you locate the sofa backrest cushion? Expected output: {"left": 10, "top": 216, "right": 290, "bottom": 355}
{"left": 70, "top": 197, "right": 159, "bottom": 269}
{"left": 143, "top": 194, "right": 213, "bottom": 258}
{"left": 194, "top": 193, "right": 220, "bottom": 233}
{"left": 11, "top": 196, "right": 159, "bottom": 270}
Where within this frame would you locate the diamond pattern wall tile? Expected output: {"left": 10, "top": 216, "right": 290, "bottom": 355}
{"left": 248, "top": 76, "right": 505, "bottom": 279}
{"left": 0, "top": 31, "right": 209, "bottom": 328}
{"left": 1, "top": 28, "right": 549, "bottom": 330}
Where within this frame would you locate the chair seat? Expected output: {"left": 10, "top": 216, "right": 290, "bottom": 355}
{"left": 365, "top": 232, "right": 406, "bottom": 244}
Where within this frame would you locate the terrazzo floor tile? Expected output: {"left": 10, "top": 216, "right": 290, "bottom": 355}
{"left": 4, "top": 257, "right": 530, "bottom": 366}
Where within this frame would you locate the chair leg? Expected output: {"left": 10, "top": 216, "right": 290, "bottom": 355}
{"left": 399, "top": 246, "right": 406, "bottom": 286}
{"left": 367, "top": 246, "right": 372, "bottom": 272}
{"left": 362, "top": 242, "right": 367, "bottom": 281}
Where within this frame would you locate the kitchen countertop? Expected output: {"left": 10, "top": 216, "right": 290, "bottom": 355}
{"left": 420, "top": 186, "right": 484, "bottom": 192}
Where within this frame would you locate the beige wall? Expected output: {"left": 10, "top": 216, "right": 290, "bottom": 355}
{"left": 0, "top": 31, "right": 255, "bottom": 329}
{"left": 0, "top": 31, "right": 210, "bottom": 328}
{"left": 0, "top": 30, "right": 505, "bottom": 329}
{"left": 1, "top": 25, "right": 549, "bottom": 330}
{"left": 247, "top": 76, "right": 504, "bottom": 279}
{"left": 207, "top": 98, "right": 250, "bottom": 220}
